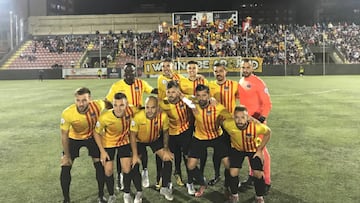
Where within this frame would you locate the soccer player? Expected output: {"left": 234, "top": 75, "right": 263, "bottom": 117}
{"left": 130, "top": 96, "right": 175, "bottom": 201}
{"left": 105, "top": 63, "right": 158, "bottom": 190}
{"left": 159, "top": 80, "right": 196, "bottom": 195}
{"left": 156, "top": 58, "right": 184, "bottom": 187}
{"left": 174, "top": 60, "right": 208, "bottom": 186}
{"left": 238, "top": 59, "right": 272, "bottom": 194}
{"left": 179, "top": 60, "right": 208, "bottom": 96}
{"left": 105, "top": 62, "right": 157, "bottom": 107}
{"left": 157, "top": 58, "right": 184, "bottom": 101}
{"left": 187, "top": 84, "right": 232, "bottom": 197}
{"left": 59, "top": 87, "right": 106, "bottom": 203}
{"left": 93, "top": 93, "right": 142, "bottom": 203}
{"left": 222, "top": 105, "right": 271, "bottom": 203}
{"left": 207, "top": 62, "right": 239, "bottom": 186}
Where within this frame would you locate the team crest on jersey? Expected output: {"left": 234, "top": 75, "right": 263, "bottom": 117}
{"left": 264, "top": 88, "right": 269, "bottom": 94}
{"left": 162, "top": 80, "right": 168, "bottom": 85}
{"left": 60, "top": 118, "right": 65, "bottom": 124}
{"left": 247, "top": 84, "right": 251, "bottom": 89}
{"left": 131, "top": 120, "right": 136, "bottom": 126}
{"left": 96, "top": 121, "right": 101, "bottom": 127}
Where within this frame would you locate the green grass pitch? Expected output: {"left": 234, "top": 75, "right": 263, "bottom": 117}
{"left": 0, "top": 75, "right": 359, "bottom": 203}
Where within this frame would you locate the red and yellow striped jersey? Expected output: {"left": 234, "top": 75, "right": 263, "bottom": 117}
{"left": 60, "top": 100, "right": 105, "bottom": 140}
{"left": 95, "top": 106, "right": 139, "bottom": 148}
{"left": 159, "top": 98, "right": 190, "bottom": 135}
{"left": 157, "top": 73, "right": 184, "bottom": 101}
{"left": 193, "top": 103, "right": 232, "bottom": 140}
{"left": 130, "top": 110, "right": 169, "bottom": 143}
{"left": 223, "top": 119, "right": 270, "bottom": 152}
{"left": 179, "top": 77, "right": 208, "bottom": 96}
{"left": 209, "top": 80, "right": 238, "bottom": 113}
{"left": 106, "top": 79, "right": 153, "bottom": 107}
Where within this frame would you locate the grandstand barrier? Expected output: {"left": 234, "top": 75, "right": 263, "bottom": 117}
{"left": 0, "top": 64, "right": 359, "bottom": 80}
{"left": 0, "top": 68, "right": 62, "bottom": 80}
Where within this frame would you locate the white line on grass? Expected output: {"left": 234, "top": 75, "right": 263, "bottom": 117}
{"left": 272, "top": 89, "right": 340, "bottom": 97}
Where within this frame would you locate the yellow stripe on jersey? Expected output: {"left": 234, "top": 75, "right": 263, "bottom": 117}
{"left": 157, "top": 73, "right": 184, "bottom": 101}
{"left": 209, "top": 80, "right": 238, "bottom": 113}
{"left": 106, "top": 79, "right": 153, "bottom": 107}
{"left": 193, "top": 103, "right": 231, "bottom": 140}
{"left": 223, "top": 119, "right": 269, "bottom": 152}
{"left": 60, "top": 100, "right": 105, "bottom": 140}
{"left": 95, "top": 106, "right": 138, "bottom": 148}
{"left": 130, "top": 110, "right": 169, "bottom": 143}
{"left": 159, "top": 99, "right": 190, "bottom": 135}
{"left": 179, "top": 77, "right": 208, "bottom": 96}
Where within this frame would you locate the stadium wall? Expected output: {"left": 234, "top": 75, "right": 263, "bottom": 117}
{"left": 0, "top": 69, "right": 62, "bottom": 80}
{"left": 0, "top": 64, "right": 359, "bottom": 80}
{"left": 28, "top": 13, "right": 171, "bottom": 35}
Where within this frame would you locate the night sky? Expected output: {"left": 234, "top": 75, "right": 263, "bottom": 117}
{"left": 73, "top": 0, "right": 269, "bottom": 14}
{"left": 71, "top": 0, "right": 360, "bottom": 25}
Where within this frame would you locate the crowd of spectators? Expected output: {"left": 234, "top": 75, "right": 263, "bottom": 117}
{"left": 117, "top": 23, "right": 309, "bottom": 65}
{"left": 294, "top": 22, "right": 360, "bottom": 63}
{"left": 25, "top": 21, "right": 360, "bottom": 67}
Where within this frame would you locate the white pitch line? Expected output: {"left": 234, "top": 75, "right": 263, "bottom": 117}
{"left": 272, "top": 89, "right": 340, "bottom": 97}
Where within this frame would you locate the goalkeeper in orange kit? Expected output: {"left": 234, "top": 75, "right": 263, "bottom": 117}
{"left": 238, "top": 59, "right": 272, "bottom": 195}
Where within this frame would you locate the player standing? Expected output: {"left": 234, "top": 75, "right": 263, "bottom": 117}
{"left": 238, "top": 59, "right": 272, "bottom": 194}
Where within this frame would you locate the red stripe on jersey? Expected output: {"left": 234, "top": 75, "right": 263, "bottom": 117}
{"left": 241, "top": 129, "right": 246, "bottom": 151}
{"left": 251, "top": 122, "right": 257, "bottom": 150}
{"left": 175, "top": 104, "right": 184, "bottom": 133}
{"left": 229, "top": 81, "right": 233, "bottom": 112}
{"left": 150, "top": 119, "right": 154, "bottom": 142}
{"left": 193, "top": 80, "right": 197, "bottom": 95}
{"left": 130, "top": 82, "right": 135, "bottom": 106}
{"left": 133, "top": 80, "right": 139, "bottom": 106}
{"left": 86, "top": 103, "right": 97, "bottom": 137}
{"left": 201, "top": 108, "right": 209, "bottom": 139}
{"left": 85, "top": 110, "right": 92, "bottom": 137}
{"left": 92, "top": 102, "right": 100, "bottom": 117}
{"left": 211, "top": 106, "right": 217, "bottom": 139}
{"left": 139, "top": 80, "right": 143, "bottom": 106}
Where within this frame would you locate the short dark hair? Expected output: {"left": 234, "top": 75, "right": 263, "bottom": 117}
{"left": 234, "top": 105, "right": 248, "bottom": 113}
{"left": 195, "top": 84, "right": 210, "bottom": 94}
{"left": 167, "top": 80, "right": 179, "bottom": 89}
{"left": 74, "top": 87, "right": 91, "bottom": 96}
{"left": 114, "top": 92, "right": 127, "bottom": 100}
{"left": 187, "top": 60, "right": 198, "bottom": 65}
{"left": 213, "top": 62, "right": 226, "bottom": 70}
{"left": 124, "top": 63, "right": 136, "bottom": 71}
{"left": 242, "top": 59, "right": 250, "bottom": 63}
{"left": 242, "top": 59, "right": 252, "bottom": 67}
{"left": 162, "top": 57, "right": 173, "bottom": 63}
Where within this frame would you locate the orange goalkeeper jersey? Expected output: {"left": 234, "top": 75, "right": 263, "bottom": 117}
{"left": 238, "top": 74, "right": 272, "bottom": 117}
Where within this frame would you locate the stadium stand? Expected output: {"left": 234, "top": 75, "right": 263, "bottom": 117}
{"left": 2, "top": 19, "right": 360, "bottom": 71}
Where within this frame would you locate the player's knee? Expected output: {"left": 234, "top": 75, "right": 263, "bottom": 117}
{"left": 253, "top": 170, "right": 263, "bottom": 179}
{"left": 229, "top": 168, "right": 239, "bottom": 177}
{"left": 122, "top": 164, "right": 131, "bottom": 174}
{"left": 104, "top": 167, "right": 113, "bottom": 176}
{"left": 187, "top": 159, "right": 196, "bottom": 170}
{"left": 222, "top": 157, "right": 230, "bottom": 169}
